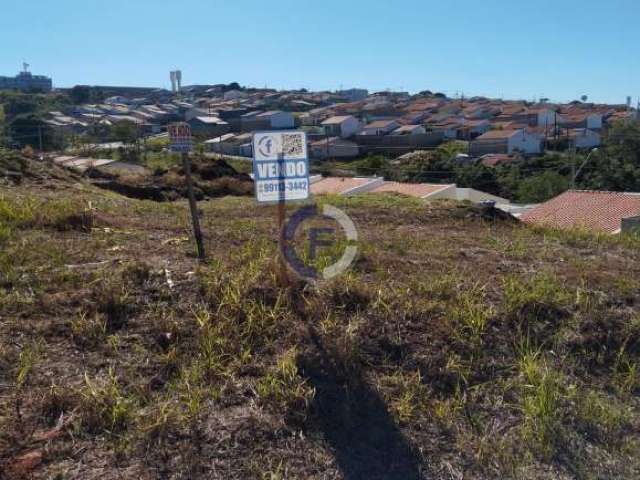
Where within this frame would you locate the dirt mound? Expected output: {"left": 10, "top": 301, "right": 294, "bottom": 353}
{"left": 0, "top": 148, "right": 78, "bottom": 185}
{"left": 88, "top": 157, "right": 253, "bottom": 202}
{"left": 450, "top": 202, "right": 518, "bottom": 223}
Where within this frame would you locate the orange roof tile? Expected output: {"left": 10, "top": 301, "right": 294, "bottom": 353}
{"left": 311, "top": 177, "right": 377, "bottom": 195}
{"left": 475, "top": 129, "right": 523, "bottom": 140}
{"left": 369, "top": 181, "right": 453, "bottom": 198}
{"left": 521, "top": 190, "right": 640, "bottom": 233}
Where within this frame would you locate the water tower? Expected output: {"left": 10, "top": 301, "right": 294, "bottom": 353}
{"left": 175, "top": 70, "right": 182, "bottom": 92}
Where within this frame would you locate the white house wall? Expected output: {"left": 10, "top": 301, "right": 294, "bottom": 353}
{"left": 507, "top": 132, "right": 542, "bottom": 155}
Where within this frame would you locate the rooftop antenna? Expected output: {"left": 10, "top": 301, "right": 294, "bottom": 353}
{"left": 22, "top": 62, "right": 29, "bottom": 73}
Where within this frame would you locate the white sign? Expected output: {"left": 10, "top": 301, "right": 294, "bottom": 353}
{"left": 253, "top": 131, "right": 309, "bottom": 202}
{"left": 168, "top": 122, "right": 193, "bottom": 153}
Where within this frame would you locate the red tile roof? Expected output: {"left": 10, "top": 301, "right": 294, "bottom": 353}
{"left": 520, "top": 190, "right": 640, "bottom": 233}
{"left": 311, "top": 177, "right": 377, "bottom": 195}
{"left": 369, "top": 181, "right": 453, "bottom": 198}
{"left": 321, "top": 115, "right": 354, "bottom": 125}
{"left": 475, "top": 129, "right": 523, "bottom": 140}
{"left": 365, "top": 120, "right": 398, "bottom": 129}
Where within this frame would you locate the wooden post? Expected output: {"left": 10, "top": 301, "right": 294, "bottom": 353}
{"left": 277, "top": 152, "right": 288, "bottom": 286}
{"left": 182, "top": 152, "right": 205, "bottom": 261}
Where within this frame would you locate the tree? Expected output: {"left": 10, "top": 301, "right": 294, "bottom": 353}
{"left": 455, "top": 164, "right": 501, "bottom": 195}
{"left": 9, "top": 114, "right": 60, "bottom": 151}
{"left": 111, "top": 121, "right": 138, "bottom": 145}
{"left": 224, "top": 82, "right": 241, "bottom": 92}
{"left": 70, "top": 85, "right": 91, "bottom": 104}
{"left": 516, "top": 171, "right": 568, "bottom": 203}
{"left": 1, "top": 93, "right": 38, "bottom": 116}
{"left": 577, "top": 121, "right": 640, "bottom": 191}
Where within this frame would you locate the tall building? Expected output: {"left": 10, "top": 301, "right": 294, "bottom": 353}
{"left": 0, "top": 64, "right": 52, "bottom": 92}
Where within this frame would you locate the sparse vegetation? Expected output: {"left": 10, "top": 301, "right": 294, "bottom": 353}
{"left": 1, "top": 163, "right": 640, "bottom": 479}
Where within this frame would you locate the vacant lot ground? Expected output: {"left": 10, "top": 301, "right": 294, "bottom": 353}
{"left": 1, "top": 170, "right": 639, "bottom": 479}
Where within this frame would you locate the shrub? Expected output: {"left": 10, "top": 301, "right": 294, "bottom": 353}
{"left": 79, "top": 369, "right": 136, "bottom": 434}
{"left": 256, "top": 348, "right": 315, "bottom": 422}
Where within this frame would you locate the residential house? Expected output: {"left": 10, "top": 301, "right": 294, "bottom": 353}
{"left": 310, "top": 177, "right": 384, "bottom": 195}
{"left": 391, "top": 125, "right": 426, "bottom": 135}
{"left": 429, "top": 121, "right": 463, "bottom": 140}
{"left": 521, "top": 190, "right": 640, "bottom": 234}
{"left": 321, "top": 115, "right": 361, "bottom": 138}
{"left": 309, "top": 137, "right": 360, "bottom": 159}
{"left": 451, "top": 188, "right": 511, "bottom": 204}
{"left": 470, "top": 129, "right": 542, "bottom": 156}
{"left": 337, "top": 88, "right": 369, "bottom": 101}
{"left": 241, "top": 110, "right": 294, "bottom": 131}
{"left": 44, "top": 114, "right": 88, "bottom": 133}
{"left": 257, "top": 110, "right": 295, "bottom": 129}
{"left": 105, "top": 115, "right": 144, "bottom": 125}
{"left": 605, "top": 111, "right": 635, "bottom": 126}
{"left": 185, "top": 107, "right": 213, "bottom": 121}
{"left": 357, "top": 180, "right": 511, "bottom": 204}
{"left": 204, "top": 133, "right": 239, "bottom": 154}
{"left": 568, "top": 129, "right": 601, "bottom": 150}
{"left": 560, "top": 113, "right": 603, "bottom": 130}
{"left": 360, "top": 119, "right": 401, "bottom": 136}
{"left": 187, "top": 116, "right": 230, "bottom": 137}
{"left": 300, "top": 107, "right": 332, "bottom": 126}
{"left": 460, "top": 119, "right": 491, "bottom": 139}
{"left": 527, "top": 108, "right": 557, "bottom": 127}
{"left": 463, "top": 104, "right": 499, "bottom": 120}
{"left": 223, "top": 89, "right": 247, "bottom": 101}
{"left": 400, "top": 111, "right": 431, "bottom": 124}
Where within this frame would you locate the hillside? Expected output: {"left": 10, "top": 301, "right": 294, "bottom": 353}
{"left": 0, "top": 162, "right": 639, "bottom": 479}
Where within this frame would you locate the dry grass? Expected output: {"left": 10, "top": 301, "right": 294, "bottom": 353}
{"left": 1, "top": 181, "right": 640, "bottom": 479}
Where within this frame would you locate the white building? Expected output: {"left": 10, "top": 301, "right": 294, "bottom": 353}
{"left": 360, "top": 119, "right": 401, "bottom": 136}
{"left": 391, "top": 125, "right": 426, "bottom": 135}
{"left": 470, "top": 129, "right": 543, "bottom": 156}
{"left": 223, "top": 89, "right": 247, "bottom": 101}
{"left": 321, "top": 115, "right": 362, "bottom": 138}
{"left": 569, "top": 128, "right": 601, "bottom": 149}
{"left": 529, "top": 108, "right": 557, "bottom": 127}
{"left": 256, "top": 110, "right": 295, "bottom": 129}
{"left": 309, "top": 137, "right": 360, "bottom": 159}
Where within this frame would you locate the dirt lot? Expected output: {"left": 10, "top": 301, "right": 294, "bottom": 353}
{"left": 0, "top": 162, "right": 639, "bottom": 479}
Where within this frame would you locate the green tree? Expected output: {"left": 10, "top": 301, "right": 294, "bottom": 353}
{"left": 578, "top": 122, "right": 640, "bottom": 191}
{"left": 516, "top": 171, "right": 568, "bottom": 203}
{"left": 9, "top": 114, "right": 61, "bottom": 151}
{"left": 70, "top": 85, "right": 91, "bottom": 104}
{"left": 455, "top": 164, "right": 501, "bottom": 195}
{"left": 111, "top": 121, "right": 138, "bottom": 145}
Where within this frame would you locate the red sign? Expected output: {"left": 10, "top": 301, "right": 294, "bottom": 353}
{"left": 168, "top": 122, "right": 193, "bottom": 153}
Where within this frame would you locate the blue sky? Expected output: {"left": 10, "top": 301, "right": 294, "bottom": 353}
{"left": 2, "top": 0, "right": 638, "bottom": 104}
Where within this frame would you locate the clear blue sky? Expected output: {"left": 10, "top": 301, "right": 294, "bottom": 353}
{"left": 2, "top": 0, "right": 638, "bottom": 104}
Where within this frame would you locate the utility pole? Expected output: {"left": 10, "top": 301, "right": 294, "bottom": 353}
{"left": 570, "top": 142, "right": 577, "bottom": 189}
{"left": 182, "top": 151, "right": 205, "bottom": 261}
{"left": 169, "top": 122, "right": 205, "bottom": 261}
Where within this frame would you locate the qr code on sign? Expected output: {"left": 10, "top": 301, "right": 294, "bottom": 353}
{"left": 282, "top": 133, "right": 305, "bottom": 157}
